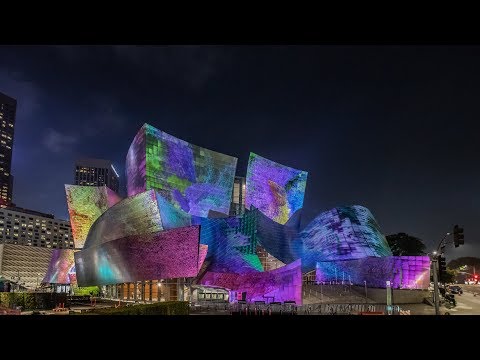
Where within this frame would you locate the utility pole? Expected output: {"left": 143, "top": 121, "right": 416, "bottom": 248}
{"left": 432, "top": 253, "right": 440, "bottom": 315}
{"left": 432, "top": 232, "right": 450, "bottom": 315}
{"left": 431, "top": 228, "right": 464, "bottom": 315}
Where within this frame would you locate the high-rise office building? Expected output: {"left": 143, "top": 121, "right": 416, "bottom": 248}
{"left": 74, "top": 158, "right": 120, "bottom": 193}
{"left": 0, "top": 92, "right": 16, "bottom": 208}
{"left": 230, "top": 176, "right": 246, "bottom": 216}
{"left": 0, "top": 206, "right": 74, "bottom": 249}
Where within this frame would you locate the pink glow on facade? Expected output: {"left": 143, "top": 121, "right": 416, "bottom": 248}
{"left": 200, "top": 259, "right": 302, "bottom": 304}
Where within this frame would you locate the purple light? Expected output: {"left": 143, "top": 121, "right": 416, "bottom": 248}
{"left": 200, "top": 259, "right": 303, "bottom": 304}
{"left": 315, "top": 256, "right": 431, "bottom": 289}
{"left": 43, "top": 249, "right": 76, "bottom": 285}
{"left": 126, "top": 124, "right": 237, "bottom": 217}
{"left": 75, "top": 226, "right": 201, "bottom": 286}
{"left": 245, "top": 153, "right": 307, "bottom": 225}
{"left": 198, "top": 244, "right": 208, "bottom": 271}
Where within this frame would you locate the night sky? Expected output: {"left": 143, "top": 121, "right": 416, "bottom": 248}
{"left": 0, "top": 45, "right": 478, "bottom": 258}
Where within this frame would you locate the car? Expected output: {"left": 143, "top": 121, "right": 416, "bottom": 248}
{"left": 449, "top": 286, "right": 463, "bottom": 294}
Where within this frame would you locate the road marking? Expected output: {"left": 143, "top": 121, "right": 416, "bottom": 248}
{"left": 455, "top": 303, "right": 473, "bottom": 310}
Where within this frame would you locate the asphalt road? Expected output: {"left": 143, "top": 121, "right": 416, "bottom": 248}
{"left": 444, "top": 285, "right": 480, "bottom": 315}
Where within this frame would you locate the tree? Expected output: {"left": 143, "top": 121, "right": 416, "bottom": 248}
{"left": 447, "top": 257, "right": 480, "bottom": 284}
{"left": 447, "top": 257, "right": 480, "bottom": 270}
{"left": 440, "top": 268, "right": 456, "bottom": 284}
{"left": 385, "top": 233, "right": 426, "bottom": 256}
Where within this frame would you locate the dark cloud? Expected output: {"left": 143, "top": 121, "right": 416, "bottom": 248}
{"left": 112, "top": 45, "right": 226, "bottom": 89}
{"left": 42, "top": 128, "right": 78, "bottom": 153}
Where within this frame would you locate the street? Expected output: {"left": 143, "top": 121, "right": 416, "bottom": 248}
{"left": 443, "top": 285, "right": 480, "bottom": 315}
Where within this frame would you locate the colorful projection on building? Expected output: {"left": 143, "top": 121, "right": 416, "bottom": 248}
{"left": 198, "top": 244, "right": 208, "bottom": 272}
{"left": 298, "top": 205, "right": 392, "bottom": 271}
{"left": 83, "top": 190, "right": 163, "bottom": 249}
{"left": 245, "top": 153, "right": 307, "bottom": 225}
{"left": 43, "top": 249, "right": 76, "bottom": 285}
{"left": 61, "top": 123, "right": 402, "bottom": 304}
{"left": 316, "top": 256, "right": 430, "bottom": 289}
{"left": 197, "top": 212, "right": 263, "bottom": 274}
{"left": 200, "top": 259, "right": 302, "bottom": 304}
{"left": 75, "top": 226, "right": 201, "bottom": 286}
{"left": 255, "top": 208, "right": 300, "bottom": 265}
{"left": 65, "top": 185, "right": 122, "bottom": 249}
{"left": 126, "top": 123, "right": 237, "bottom": 217}
{"left": 83, "top": 190, "right": 192, "bottom": 249}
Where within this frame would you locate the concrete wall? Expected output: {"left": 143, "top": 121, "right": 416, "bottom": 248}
{"left": 0, "top": 244, "right": 53, "bottom": 289}
{"left": 352, "top": 285, "right": 430, "bottom": 304}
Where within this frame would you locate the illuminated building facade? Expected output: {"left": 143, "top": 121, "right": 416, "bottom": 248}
{"left": 315, "top": 256, "right": 431, "bottom": 289}
{"left": 298, "top": 205, "right": 393, "bottom": 271}
{"left": 42, "top": 249, "right": 76, "bottom": 285}
{"left": 126, "top": 124, "right": 237, "bottom": 217}
{"left": 65, "top": 185, "right": 122, "bottom": 249}
{"left": 74, "top": 158, "right": 120, "bottom": 194}
{"left": 62, "top": 124, "right": 429, "bottom": 307}
{"left": 75, "top": 226, "right": 201, "bottom": 286}
{"left": 200, "top": 259, "right": 302, "bottom": 304}
{"left": 0, "top": 207, "right": 73, "bottom": 249}
{"left": 0, "top": 92, "right": 16, "bottom": 207}
{"left": 245, "top": 153, "right": 307, "bottom": 225}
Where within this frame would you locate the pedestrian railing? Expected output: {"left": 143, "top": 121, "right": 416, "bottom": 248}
{"left": 189, "top": 299, "right": 403, "bottom": 315}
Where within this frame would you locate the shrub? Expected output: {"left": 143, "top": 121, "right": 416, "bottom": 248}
{"left": 73, "top": 286, "right": 100, "bottom": 296}
{"left": 0, "top": 292, "right": 68, "bottom": 310}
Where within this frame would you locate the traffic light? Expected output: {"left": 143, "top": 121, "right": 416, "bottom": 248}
{"left": 453, "top": 225, "right": 465, "bottom": 248}
{"left": 438, "top": 255, "right": 447, "bottom": 278}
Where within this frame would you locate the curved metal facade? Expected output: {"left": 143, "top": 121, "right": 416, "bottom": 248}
{"left": 64, "top": 123, "right": 399, "bottom": 304}
{"left": 65, "top": 185, "right": 122, "bottom": 249}
{"left": 255, "top": 209, "right": 299, "bottom": 264}
{"left": 316, "top": 256, "right": 430, "bottom": 289}
{"left": 83, "top": 190, "right": 163, "bottom": 249}
{"left": 126, "top": 123, "right": 237, "bottom": 217}
{"left": 75, "top": 226, "right": 201, "bottom": 286}
{"left": 200, "top": 259, "right": 302, "bottom": 304}
{"left": 255, "top": 205, "right": 392, "bottom": 272}
{"left": 197, "top": 214, "right": 263, "bottom": 274}
{"left": 245, "top": 153, "right": 307, "bottom": 225}
{"left": 299, "top": 205, "right": 392, "bottom": 271}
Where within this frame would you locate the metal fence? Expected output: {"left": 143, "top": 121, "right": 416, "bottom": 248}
{"left": 298, "top": 303, "right": 402, "bottom": 315}
{"left": 189, "top": 301, "right": 403, "bottom": 315}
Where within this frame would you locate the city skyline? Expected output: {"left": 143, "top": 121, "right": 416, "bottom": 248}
{"left": 0, "top": 45, "right": 478, "bottom": 258}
